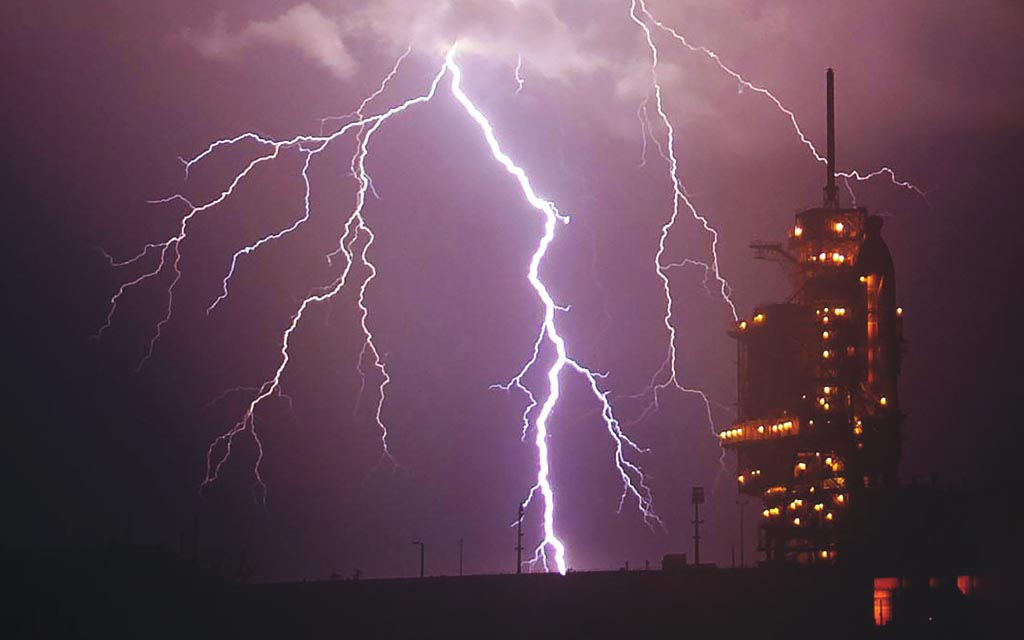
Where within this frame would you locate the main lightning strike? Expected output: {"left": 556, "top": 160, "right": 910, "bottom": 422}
{"left": 446, "top": 47, "right": 658, "bottom": 574}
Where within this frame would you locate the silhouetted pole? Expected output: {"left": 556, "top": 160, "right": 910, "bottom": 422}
{"left": 737, "top": 496, "right": 747, "bottom": 568}
{"left": 459, "top": 538, "right": 464, "bottom": 577}
{"left": 516, "top": 502, "right": 525, "bottom": 575}
{"left": 692, "top": 487, "right": 705, "bottom": 566}
{"left": 412, "top": 541, "right": 424, "bottom": 578}
{"left": 824, "top": 68, "right": 839, "bottom": 208}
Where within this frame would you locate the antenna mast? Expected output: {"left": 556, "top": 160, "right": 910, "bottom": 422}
{"left": 824, "top": 68, "right": 840, "bottom": 208}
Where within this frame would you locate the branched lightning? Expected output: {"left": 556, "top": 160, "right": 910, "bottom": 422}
{"left": 623, "top": 0, "right": 922, "bottom": 440}
{"left": 624, "top": 1, "right": 735, "bottom": 450}
{"left": 636, "top": 95, "right": 670, "bottom": 168}
{"left": 98, "top": 56, "right": 449, "bottom": 498}
{"left": 99, "top": 43, "right": 661, "bottom": 572}
{"left": 200, "top": 59, "right": 449, "bottom": 494}
{"left": 319, "top": 46, "right": 413, "bottom": 135}
{"left": 637, "top": 1, "right": 925, "bottom": 198}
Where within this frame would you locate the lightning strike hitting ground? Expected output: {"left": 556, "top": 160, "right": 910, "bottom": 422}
{"left": 446, "top": 46, "right": 658, "bottom": 573}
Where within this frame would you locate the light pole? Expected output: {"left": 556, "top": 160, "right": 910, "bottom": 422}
{"left": 737, "top": 496, "right": 748, "bottom": 568}
{"left": 692, "top": 486, "right": 705, "bottom": 566}
{"left": 412, "top": 540, "right": 424, "bottom": 578}
{"left": 516, "top": 502, "right": 524, "bottom": 575}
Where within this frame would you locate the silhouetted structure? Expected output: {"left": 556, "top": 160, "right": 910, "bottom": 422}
{"left": 723, "top": 69, "right": 904, "bottom": 564}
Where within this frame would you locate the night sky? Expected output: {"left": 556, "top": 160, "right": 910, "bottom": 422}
{"left": 3, "top": 0, "right": 1021, "bottom": 582}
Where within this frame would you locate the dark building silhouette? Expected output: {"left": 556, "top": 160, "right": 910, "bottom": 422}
{"left": 723, "top": 69, "right": 904, "bottom": 564}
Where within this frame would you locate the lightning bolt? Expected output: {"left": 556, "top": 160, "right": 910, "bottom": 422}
{"left": 201, "top": 58, "right": 450, "bottom": 495}
{"left": 623, "top": 1, "right": 735, "bottom": 453}
{"left": 447, "top": 46, "right": 658, "bottom": 574}
{"left": 514, "top": 54, "right": 526, "bottom": 95}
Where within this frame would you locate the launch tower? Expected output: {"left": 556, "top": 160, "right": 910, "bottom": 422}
{"left": 723, "top": 70, "right": 904, "bottom": 564}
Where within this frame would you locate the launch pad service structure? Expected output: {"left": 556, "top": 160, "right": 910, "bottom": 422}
{"left": 723, "top": 69, "right": 904, "bottom": 565}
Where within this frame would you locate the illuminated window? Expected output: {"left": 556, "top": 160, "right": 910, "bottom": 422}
{"left": 957, "top": 575, "right": 977, "bottom": 595}
{"left": 873, "top": 578, "right": 898, "bottom": 626}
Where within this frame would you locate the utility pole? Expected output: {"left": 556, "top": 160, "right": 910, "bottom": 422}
{"left": 737, "top": 496, "right": 748, "bottom": 568}
{"left": 516, "top": 502, "right": 525, "bottom": 575}
{"left": 459, "top": 538, "right": 464, "bottom": 577}
{"left": 412, "top": 541, "right": 424, "bottom": 578}
{"left": 691, "top": 486, "right": 705, "bottom": 566}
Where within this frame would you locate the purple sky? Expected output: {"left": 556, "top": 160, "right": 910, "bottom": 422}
{"left": 3, "top": 0, "right": 1022, "bottom": 581}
